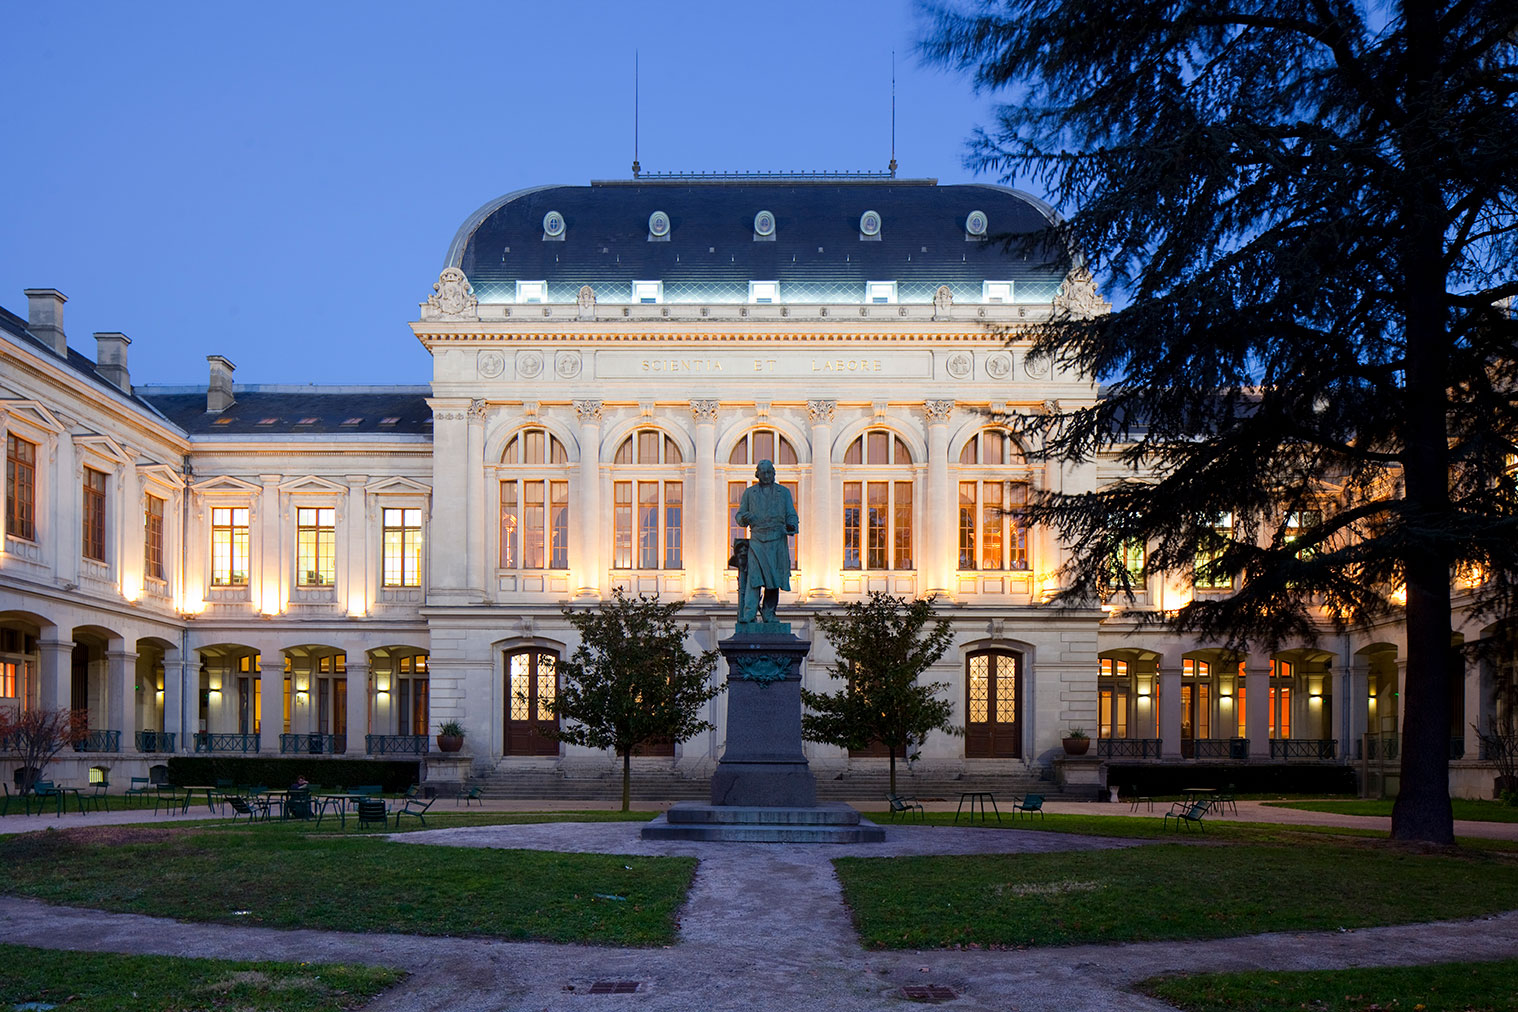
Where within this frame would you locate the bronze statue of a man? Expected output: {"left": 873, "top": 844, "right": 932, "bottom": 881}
{"left": 734, "top": 459, "right": 799, "bottom": 624}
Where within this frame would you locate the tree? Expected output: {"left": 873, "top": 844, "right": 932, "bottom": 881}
{"left": 0, "top": 708, "right": 88, "bottom": 793}
{"left": 801, "top": 592, "right": 960, "bottom": 794}
{"left": 924, "top": 0, "right": 1518, "bottom": 843}
{"left": 540, "top": 590, "right": 722, "bottom": 811}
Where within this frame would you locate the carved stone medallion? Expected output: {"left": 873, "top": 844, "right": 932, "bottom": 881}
{"left": 946, "top": 352, "right": 973, "bottom": 379}
{"left": 477, "top": 351, "right": 505, "bottom": 378}
{"left": 986, "top": 353, "right": 1013, "bottom": 379}
{"left": 516, "top": 351, "right": 544, "bottom": 379}
{"left": 555, "top": 350, "right": 582, "bottom": 379}
{"left": 1023, "top": 354, "right": 1052, "bottom": 379}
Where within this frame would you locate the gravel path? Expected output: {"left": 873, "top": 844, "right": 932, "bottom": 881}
{"left": 1, "top": 814, "right": 1516, "bottom": 1011}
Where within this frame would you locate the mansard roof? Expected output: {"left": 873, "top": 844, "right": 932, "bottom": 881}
{"left": 139, "top": 387, "right": 433, "bottom": 435}
{"left": 446, "top": 178, "right": 1069, "bottom": 306}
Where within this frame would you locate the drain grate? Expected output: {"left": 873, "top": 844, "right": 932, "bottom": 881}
{"left": 588, "top": 981, "right": 642, "bottom": 994}
{"left": 900, "top": 984, "right": 958, "bottom": 1004}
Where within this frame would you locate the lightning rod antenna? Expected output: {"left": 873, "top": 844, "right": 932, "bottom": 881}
{"left": 632, "top": 51, "right": 641, "bottom": 178}
{"left": 888, "top": 51, "right": 897, "bottom": 177}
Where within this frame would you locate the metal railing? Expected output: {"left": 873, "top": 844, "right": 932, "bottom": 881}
{"left": 279, "top": 733, "right": 345, "bottom": 755}
{"left": 1270, "top": 738, "right": 1337, "bottom": 760}
{"left": 366, "top": 734, "right": 428, "bottom": 755}
{"left": 1363, "top": 733, "right": 1400, "bottom": 761}
{"left": 135, "top": 730, "right": 177, "bottom": 753}
{"left": 1449, "top": 736, "right": 1466, "bottom": 760}
{"left": 1192, "top": 737, "right": 1251, "bottom": 760}
{"left": 1097, "top": 738, "right": 1163, "bottom": 759}
{"left": 193, "top": 732, "right": 260, "bottom": 754}
{"left": 72, "top": 730, "right": 121, "bottom": 753}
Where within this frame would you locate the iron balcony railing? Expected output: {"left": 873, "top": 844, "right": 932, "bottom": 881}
{"left": 1270, "top": 738, "right": 1337, "bottom": 760}
{"left": 135, "top": 730, "right": 177, "bottom": 753}
{"left": 1192, "top": 737, "right": 1251, "bottom": 760}
{"left": 1097, "top": 738, "right": 1163, "bottom": 759}
{"left": 279, "top": 733, "right": 345, "bottom": 755}
{"left": 72, "top": 730, "right": 121, "bottom": 753}
{"left": 193, "top": 732, "right": 260, "bottom": 754}
{"left": 1450, "top": 736, "right": 1466, "bottom": 760}
{"left": 1362, "top": 733, "right": 1400, "bottom": 761}
{"left": 366, "top": 734, "right": 429, "bottom": 755}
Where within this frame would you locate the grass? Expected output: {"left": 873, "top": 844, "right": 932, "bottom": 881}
{"left": 834, "top": 838, "right": 1518, "bottom": 949}
{"left": 0, "top": 942, "right": 401, "bottom": 1012}
{"left": 1141, "top": 957, "right": 1518, "bottom": 1012}
{"left": 0, "top": 820, "right": 693, "bottom": 946}
{"left": 1266, "top": 798, "right": 1518, "bottom": 823}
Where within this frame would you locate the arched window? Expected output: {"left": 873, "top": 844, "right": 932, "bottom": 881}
{"left": 957, "top": 429, "right": 1030, "bottom": 571}
{"left": 500, "top": 429, "right": 570, "bottom": 570}
{"left": 612, "top": 428, "right": 683, "bottom": 570}
{"left": 841, "top": 429, "right": 913, "bottom": 571}
{"left": 727, "top": 429, "right": 800, "bottom": 569}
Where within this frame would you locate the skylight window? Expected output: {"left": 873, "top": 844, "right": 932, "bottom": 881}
{"left": 748, "top": 281, "right": 780, "bottom": 304}
{"left": 866, "top": 281, "right": 897, "bottom": 305}
{"left": 380, "top": 417, "right": 400, "bottom": 426}
{"left": 297, "top": 417, "right": 318, "bottom": 426}
{"left": 341, "top": 417, "right": 362, "bottom": 427}
{"left": 983, "top": 281, "right": 1013, "bottom": 303}
{"left": 258, "top": 417, "right": 278, "bottom": 426}
{"left": 516, "top": 280, "right": 547, "bottom": 304}
{"left": 632, "top": 280, "right": 663, "bottom": 304}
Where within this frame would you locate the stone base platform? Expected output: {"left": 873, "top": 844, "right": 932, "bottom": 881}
{"left": 640, "top": 802, "right": 886, "bottom": 843}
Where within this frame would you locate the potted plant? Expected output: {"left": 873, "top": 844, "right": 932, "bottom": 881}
{"left": 1062, "top": 727, "right": 1091, "bottom": 756}
{"left": 436, "top": 720, "right": 466, "bottom": 753}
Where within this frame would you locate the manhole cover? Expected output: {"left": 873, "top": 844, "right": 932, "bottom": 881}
{"left": 901, "top": 984, "right": 958, "bottom": 1004}
{"left": 588, "top": 981, "right": 641, "bottom": 994}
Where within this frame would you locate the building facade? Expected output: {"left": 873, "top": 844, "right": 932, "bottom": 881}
{"left": 0, "top": 175, "right": 1503, "bottom": 796}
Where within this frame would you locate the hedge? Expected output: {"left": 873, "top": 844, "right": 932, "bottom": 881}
{"left": 1105, "top": 763, "right": 1358, "bottom": 796}
{"left": 165, "top": 757, "right": 422, "bottom": 793}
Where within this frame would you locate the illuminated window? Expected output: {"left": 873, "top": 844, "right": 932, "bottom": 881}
{"left": 516, "top": 280, "right": 546, "bottom": 303}
{"left": 842, "top": 429, "right": 914, "bottom": 571}
{"left": 5, "top": 434, "right": 36, "bottom": 542}
{"left": 211, "top": 507, "right": 250, "bottom": 586}
{"left": 632, "top": 280, "right": 663, "bottom": 304}
{"left": 499, "top": 429, "right": 570, "bottom": 570}
{"left": 1181, "top": 659, "right": 1212, "bottom": 743}
{"left": 865, "top": 281, "right": 897, "bottom": 304}
{"left": 611, "top": 429, "right": 684, "bottom": 570}
{"left": 0, "top": 660, "right": 17, "bottom": 698}
{"left": 983, "top": 281, "right": 1013, "bottom": 303}
{"left": 82, "top": 468, "right": 107, "bottom": 562}
{"left": 1269, "top": 659, "right": 1294, "bottom": 739}
{"left": 144, "top": 495, "right": 165, "bottom": 581}
{"left": 1195, "top": 513, "right": 1235, "bottom": 589}
{"left": 296, "top": 507, "right": 336, "bottom": 586}
{"left": 956, "top": 431, "right": 1031, "bottom": 572}
{"left": 748, "top": 281, "right": 779, "bottom": 304}
{"left": 1098, "top": 658, "right": 1130, "bottom": 739}
{"left": 1115, "top": 539, "right": 1146, "bottom": 584}
{"left": 382, "top": 508, "right": 422, "bottom": 587}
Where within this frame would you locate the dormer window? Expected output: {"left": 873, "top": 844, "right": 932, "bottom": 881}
{"left": 983, "top": 281, "right": 1013, "bottom": 303}
{"left": 748, "top": 281, "right": 779, "bottom": 304}
{"left": 516, "top": 280, "right": 547, "bottom": 304}
{"left": 866, "top": 281, "right": 897, "bottom": 305}
{"left": 632, "top": 280, "right": 663, "bottom": 304}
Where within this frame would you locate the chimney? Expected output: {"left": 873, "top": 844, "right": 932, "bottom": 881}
{"left": 24, "top": 289, "right": 68, "bottom": 357}
{"left": 207, "top": 355, "right": 236, "bottom": 413}
{"left": 94, "top": 332, "right": 131, "bottom": 394}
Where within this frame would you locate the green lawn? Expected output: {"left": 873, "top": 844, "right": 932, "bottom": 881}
{"left": 0, "top": 820, "right": 693, "bottom": 946}
{"left": 1265, "top": 798, "right": 1518, "bottom": 823}
{"left": 1141, "top": 957, "right": 1518, "bottom": 1012}
{"left": 0, "top": 943, "right": 401, "bottom": 1012}
{"left": 834, "top": 839, "right": 1518, "bottom": 949}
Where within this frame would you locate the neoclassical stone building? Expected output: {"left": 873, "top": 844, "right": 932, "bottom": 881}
{"left": 0, "top": 174, "right": 1503, "bottom": 795}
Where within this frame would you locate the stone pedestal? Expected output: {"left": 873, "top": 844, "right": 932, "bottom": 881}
{"left": 1053, "top": 754, "right": 1106, "bottom": 798}
{"left": 422, "top": 754, "right": 473, "bottom": 797}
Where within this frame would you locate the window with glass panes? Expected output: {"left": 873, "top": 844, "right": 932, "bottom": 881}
{"left": 841, "top": 429, "right": 913, "bottom": 570}
{"left": 956, "top": 430, "right": 1030, "bottom": 571}
{"left": 396, "top": 654, "right": 429, "bottom": 736}
{"left": 82, "top": 468, "right": 106, "bottom": 561}
{"left": 1194, "top": 513, "right": 1235, "bottom": 588}
{"left": 1269, "top": 659, "right": 1294, "bottom": 738}
{"left": 144, "top": 495, "right": 165, "bottom": 581}
{"left": 211, "top": 507, "right": 250, "bottom": 586}
{"left": 499, "top": 429, "right": 570, "bottom": 569}
{"left": 296, "top": 507, "right": 336, "bottom": 586}
{"left": 728, "top": 429, "right": 800, "bottom": 569}
{"left": 612, "top": 429, "right": 683, "bottom": 569}
{"left": 6, "top": 434, "right": 36, "bottom": 542}
{"left": 382, "top": 508, "right": 422, "bottom": 587}
{"left": 1181, "top": 659, "right": 1211, "bottom": 740}
{"left": 1098, "top": 658, "right": 1130, "bottom": 739}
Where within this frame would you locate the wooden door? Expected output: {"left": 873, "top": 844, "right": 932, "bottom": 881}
{"left": 505, "top": 650, "right": 560, "bottom": 756}
{"left": 965, "top": 651, "right": 1021, "bottom": 758}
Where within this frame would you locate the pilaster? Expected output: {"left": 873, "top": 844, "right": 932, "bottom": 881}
{"left": 924, "top": 400, "right": 954, "bottom": 597}
{"left": 805, "top": 399, "right": 835, "bottom": 601}
{"left": 573, "top": 399, "right": 603, "bottom": 600}
{"left": 689, "top": 399, "right": 719, "bottom": 602}
{"left": 106, "top": 647, "right": 137, "bottom": 744}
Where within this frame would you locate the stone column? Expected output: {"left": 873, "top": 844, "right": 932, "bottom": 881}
{"left": 465, "top": 399, "right": 487, "bottom": 598}
{"left": 346, "top": 660, "right": 368, "bottom": 755}
{"left": 426, "top": 399, "right": 470, "bottom": 600}
{"left": 689, "top": 399, "right": 720, "bottom": 602}
{"left": 106, "top": 647, "right": 138, "bottom": 749}
{"left": 1158, "top": 662, "right": 1183, "bottom": 759}
{"left": 573, "top": 399, "right": 603, "bottom": 600}
{"left": 924, "top": 400, "right": 954, "bottom": 597}
{"left": 256, "top": 653, "right": 280, "bottom": 753}
{"left": 805, "top": 399, "right": 835, "bottom": 600}
{"left": 257, "top": 475, "right": 281, "bottom": 614}
{"left": 36, "top": 638, "right": 73, "bottom": 711}
{"left": 1244, "top": 656, "right": 1271, "bottom": 757}
{"left": 162, "top": 650, "right": 188, "bottom": 751}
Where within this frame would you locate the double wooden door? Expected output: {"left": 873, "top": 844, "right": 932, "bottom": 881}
{"left": 505, "top": 649, "right": 560, "bottom": 756}
{"left": 965, "top": 651, "right": 1022, "bottom": 758}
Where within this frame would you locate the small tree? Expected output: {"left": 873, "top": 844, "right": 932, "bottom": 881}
{"left": 0, "top": 708, "right": 88, "bottom": 793}
{"left": 801, "top": 592, "right": 960, "bottom": 794}
{"left": 540, "top": 590, "right": 722, "bottom": 811}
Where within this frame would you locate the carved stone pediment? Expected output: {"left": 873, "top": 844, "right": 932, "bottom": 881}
{"left": 428, "top": 268, "right": 479, "bottom": 321}
{"left": 1052, "top": 266, "right": 1110, "bottom": 320}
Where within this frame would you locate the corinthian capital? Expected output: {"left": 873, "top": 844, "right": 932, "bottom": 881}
{"left": 925, "top": 400, "right": 955, "bottom": 424}
{"left": 806, "top": 399, "right": 836, "bottom": 425}
{"left": 689, "top": 399, "right": 720, "bottom": 423}
{"left": 573, "top": 399, "right": 603, "bottom": 424}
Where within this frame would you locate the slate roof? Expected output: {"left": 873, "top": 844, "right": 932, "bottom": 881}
{"left": 0, "top": 303, "right": 177, "bottom": 422}
{"left": 138, "top": 388, "right": 433, "bottom": 436}
{"left": 448, "top": 179, "right": 1069, "bottom": 306}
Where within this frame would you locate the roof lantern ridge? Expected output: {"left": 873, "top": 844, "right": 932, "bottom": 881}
{"left": 628, "top": 168, "right": 897, "bottom": 181}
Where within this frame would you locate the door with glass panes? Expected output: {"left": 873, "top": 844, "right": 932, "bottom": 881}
{"left": 505, "top": 649, "right": 560, "bottom": 756}
{"left": 965, "top": 650, "right": 1021, "bottom": 757}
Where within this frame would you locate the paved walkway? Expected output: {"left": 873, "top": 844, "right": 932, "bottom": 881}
{"left": 0, "top": 802, "right": 1514, "bottom": 1010}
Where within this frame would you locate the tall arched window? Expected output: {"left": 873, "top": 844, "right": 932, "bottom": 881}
{"left": 612, "top": 429, "right": 683, "bottom": 570}
{"left": 728, "top": 429, "right": 800, "bottom": 569}
{"left": 957, "top": 429, "right": 1031, "bottom": 571}
{"left": 841, "top": 429, "right": 913, "bottom": 570}
{"left": 499, "top": 429, "right": 570, "bottom": 570}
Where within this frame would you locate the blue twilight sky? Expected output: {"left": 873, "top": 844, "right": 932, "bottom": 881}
{"left": 1, "top": 1, "right": 1019, "bottom": 387}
